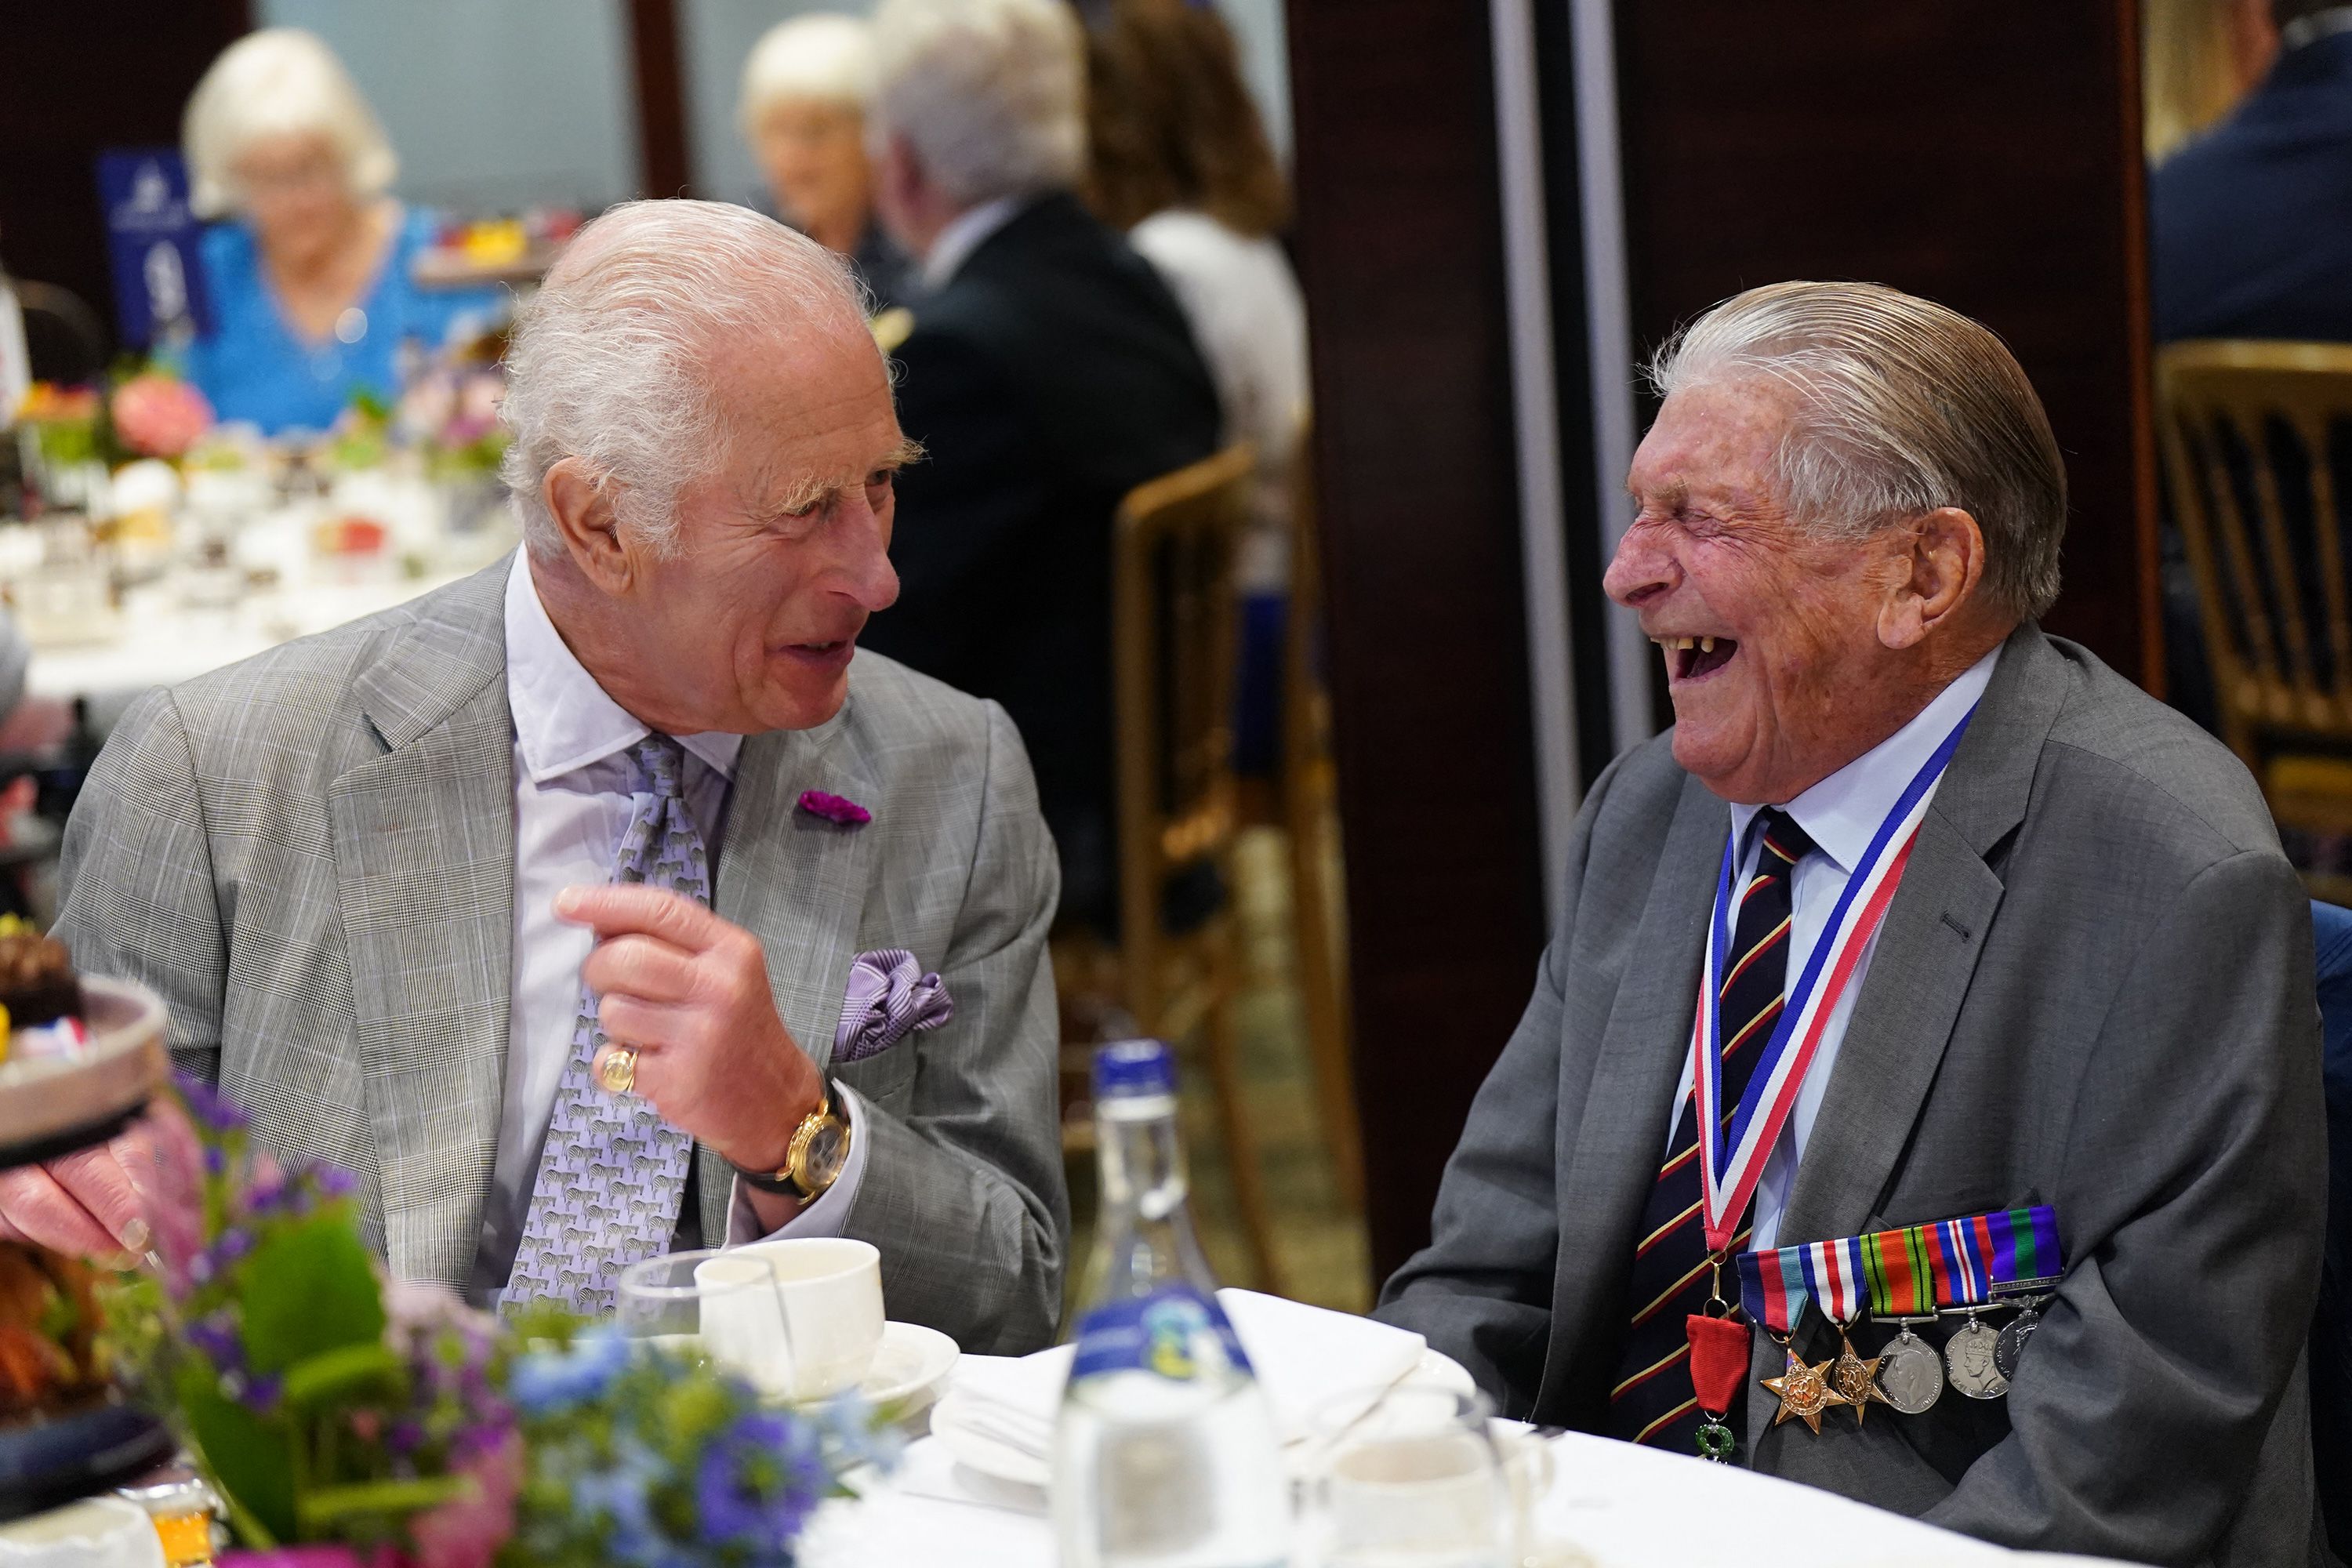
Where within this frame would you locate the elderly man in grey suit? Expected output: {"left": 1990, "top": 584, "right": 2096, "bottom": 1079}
{"left": 9, "top": 199, "right": 1068, "bottom": 1353}
{"left": 1381, "top": 282, "right": 2327, "bottom": 1563}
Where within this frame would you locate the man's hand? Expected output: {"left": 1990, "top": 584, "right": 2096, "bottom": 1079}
{"left": 558, "top": 884, "right": 824, "bottom": 1181}
{"left": 0, "top": 1099, "right": 205, "bottom": 1269}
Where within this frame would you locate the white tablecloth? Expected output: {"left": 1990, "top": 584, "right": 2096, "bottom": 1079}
{"left": 25, "top": 572, "right": 475, "bottom": 706}
{"left": 803, "top": 1390, "right": 2053, "bottom": 1568}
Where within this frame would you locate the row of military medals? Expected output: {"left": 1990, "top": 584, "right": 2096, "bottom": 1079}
{"left": 1686, "top": 1207, "right": 2066, "bottom": 1455}
{"left": 1759, "top": 1283, "right": 2054, "bottom": 1435}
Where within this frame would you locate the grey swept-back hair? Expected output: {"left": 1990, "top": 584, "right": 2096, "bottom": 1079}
{"left": 868, "top": 0, "right": 1085, "bottom": 207}
{"left": 1646, "top": 281, "right": 2067, "bottom": 621}
{"left": 499, "top": 198, "right": 871, "bottom": 560}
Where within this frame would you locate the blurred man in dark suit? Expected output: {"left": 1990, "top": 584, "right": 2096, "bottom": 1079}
{"left": 2151, "top": 0, "right": 2352, "bottom": 342}
{"left": 859, "top": 0, "right": 1220, "bottom": 933}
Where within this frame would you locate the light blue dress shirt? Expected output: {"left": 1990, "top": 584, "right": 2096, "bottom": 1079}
{"left": 470, "top": 553, "right": 869, "bottom": 1301}
{"left": 1666, "top": 648, "right": 1998, "bottom": 1251}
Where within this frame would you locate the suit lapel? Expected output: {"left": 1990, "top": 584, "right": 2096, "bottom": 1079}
{"left": 329, "top": 561, "right": 514, "bottom": 1289}
{"left": 1536, "top": 774, "right": 1728, "bottom": 1418}
{"left": 699, "top": 703, "right": 881, "bottom": 1244}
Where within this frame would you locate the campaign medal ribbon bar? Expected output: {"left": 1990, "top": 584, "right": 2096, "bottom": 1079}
{"left": 1738, "top": 1205, "right": 2064, "bottom": 1428}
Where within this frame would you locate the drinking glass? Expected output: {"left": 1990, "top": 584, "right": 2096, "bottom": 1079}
{"left": 1301, "top": 1386, "right": 1516, "bottom": 1568}
{"left": 613, "top": 1247, "right": 797, "bottom": 1399}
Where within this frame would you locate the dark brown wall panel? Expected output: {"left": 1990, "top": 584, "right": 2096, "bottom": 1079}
{"left": 1286, "top": 0, "right": 1551, "bottom": 1284}
{"left": 1613, "top": 0, "right": 2161, "bottom": 686}
{"left": 0, "top": 0, "right": 252, "bottom": 348}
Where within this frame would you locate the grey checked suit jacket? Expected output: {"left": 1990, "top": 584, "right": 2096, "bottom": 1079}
{"left": 1381, "top": 626, "right": 2330, "bottom": 1566}
{"left": 54, "top": 557, "right": 1071, "bottom": 1355}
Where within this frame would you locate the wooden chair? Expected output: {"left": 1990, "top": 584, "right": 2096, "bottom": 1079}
{"left": 1085, "top": 444, "right": 1279, "bottom": 1289}
{"left": 2157, "top": 340, "right": 2352, "bottom": 894}
{"left": 1281, "top": 433, "right": 1364, "bottom": 1214}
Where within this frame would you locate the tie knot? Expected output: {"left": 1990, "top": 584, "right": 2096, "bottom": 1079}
{"left": 630, "top": 732, "right": 688, "bottom": 799}
{"left": 1756, "top": 808, "right": 1815, "bottom": 868}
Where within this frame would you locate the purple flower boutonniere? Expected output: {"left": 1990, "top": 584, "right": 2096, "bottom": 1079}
{"left": 797, "top": 789, "right": 872, "bottom": 827}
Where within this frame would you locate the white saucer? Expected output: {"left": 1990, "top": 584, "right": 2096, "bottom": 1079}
{"left": 853, "top": 1320, "right": 961, "bottom": 1413}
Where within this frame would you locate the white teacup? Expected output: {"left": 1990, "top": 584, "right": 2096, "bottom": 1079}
{"left": 695, "top": 1236, "right": 885, "bottom": 1402}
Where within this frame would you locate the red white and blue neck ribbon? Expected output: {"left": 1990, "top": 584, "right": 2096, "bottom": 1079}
{"left": 1690, "top": 702, "right": 1980, "bottom": 1253}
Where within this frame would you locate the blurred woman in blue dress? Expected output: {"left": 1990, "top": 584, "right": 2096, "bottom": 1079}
{"left": 177, "top": 29, "right": 503, "bottom": 437}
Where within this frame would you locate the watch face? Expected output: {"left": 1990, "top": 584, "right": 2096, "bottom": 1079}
{"left": 798, "top": 1119, "right": 851, "bottom": 1192}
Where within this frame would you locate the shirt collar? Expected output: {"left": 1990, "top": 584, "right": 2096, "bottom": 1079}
{"left": 1726, "top": 646, "right": 1999, "bottom": 874}
{"left": 920, "top": 195, "right": 1026, "bottom": 290}
{"left": 503, "top": 552, "right": 743, "bottom": 785}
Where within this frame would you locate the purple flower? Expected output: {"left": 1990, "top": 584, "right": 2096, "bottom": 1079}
{"left": 695, "top": 1411, "right": 826, "bottom": 1551}
{"left": 238, "top": 1370, "right": 284, "bottom": 1414}
{"left": 311, "top": 1165, "right": 359, "bottom": 1199}
{"left": 797, "top": 789, "right": 871, "bottom": 827}
{"left": 176, "top": 1073, "right": 249, "bottom": 1131}
{"left": 186, "top": 1312, "right": 242, "bottom": 1370}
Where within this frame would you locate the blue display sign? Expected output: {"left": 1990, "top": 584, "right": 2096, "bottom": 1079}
{"left": 94, "top": 149, "right": 212, "bottom": 349}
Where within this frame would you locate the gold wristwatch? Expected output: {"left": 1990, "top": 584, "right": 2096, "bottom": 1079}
{"left": 737, "top": 1079, "right": 851, "bottom": 1202}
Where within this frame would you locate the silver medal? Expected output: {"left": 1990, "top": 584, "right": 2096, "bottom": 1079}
{"left": 1875, "top": 1323, "right": 1944, "bottom": 1414}
{"left": 1944, "top": 1314, "right": 2009, "bottom": 1399}
{"left": 1993, "top": 1301, "right": 2043, "bottom": 1382}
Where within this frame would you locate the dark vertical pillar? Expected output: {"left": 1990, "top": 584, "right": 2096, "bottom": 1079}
{"left": 1285, "top": 0, "right": 1552, "bottom": 1284}
{"left": 0, "top": 0, "right": 252, "bottom": 346}
{"left": 626, "top": 0, "right": 695, "bottom": 199}
{"left": 1610, "top": 0, "right": 2161, "bottom": 686}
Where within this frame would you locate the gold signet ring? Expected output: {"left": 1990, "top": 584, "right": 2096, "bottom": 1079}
{"left": 596, "top": 1046, "right": 638, "bottom": 1095}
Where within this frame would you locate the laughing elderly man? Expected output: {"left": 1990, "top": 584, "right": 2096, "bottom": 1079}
{"left": 1381, "top": 282, "right": 2326, "bottom": 1564}
{"left": 16, "top": 200, "right": 1069, "bottom": 1353}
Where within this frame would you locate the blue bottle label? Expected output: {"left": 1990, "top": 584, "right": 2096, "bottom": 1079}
{"left": 1069, "top": 1284, "right": 1254, "bottom": 1384}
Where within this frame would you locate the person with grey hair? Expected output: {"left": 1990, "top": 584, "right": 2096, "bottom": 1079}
{"left": 856, "top": 0, "right": 1218, "bottom": 934}
{"left": 1380, "top": 281, "right": 2325, "bottom": 1563}
{"left": 28, "top": 199, "right": 1071, "bottom": 1354}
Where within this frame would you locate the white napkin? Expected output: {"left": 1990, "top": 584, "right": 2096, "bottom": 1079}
{"left": 941, "top": 1288, "right": 1428, "bottom": 1452}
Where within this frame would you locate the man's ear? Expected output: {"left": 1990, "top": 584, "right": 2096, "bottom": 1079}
{"left": 1878, "top": 506, "right": 1985, "bottom": 651}
{"left": 545, "top": 458, "right": 633, "bottom": 595}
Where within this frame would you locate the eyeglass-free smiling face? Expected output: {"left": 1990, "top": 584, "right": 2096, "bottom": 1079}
{"left": 1606, "top": 376, "right": 1992, "bottom": 806}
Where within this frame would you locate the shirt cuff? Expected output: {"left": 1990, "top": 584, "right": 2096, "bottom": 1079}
{"left": 726, "top": 1083, "right": 871, "bottom": 1243}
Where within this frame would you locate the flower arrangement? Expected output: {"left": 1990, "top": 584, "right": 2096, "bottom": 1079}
{"left": 111, "top": 371, "right": 216, "bottom": 459}
{"left": 106, "top": 1078, "right": 891, "bottom": 1567}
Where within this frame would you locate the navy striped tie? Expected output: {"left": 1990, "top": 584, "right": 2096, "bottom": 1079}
{"left": 1603, "top": 808, "right": 1813, "bottom": 1450}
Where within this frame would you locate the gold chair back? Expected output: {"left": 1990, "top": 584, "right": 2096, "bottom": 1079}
{"left": 1112, "top": 445, "right": 1255, "bottom": 1025}
{"left": 2158, "top": 339, "right": 2352, "bottom": 846}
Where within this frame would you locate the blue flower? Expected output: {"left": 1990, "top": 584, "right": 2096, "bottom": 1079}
{"left": 507, "top": 1328, "right": 631, "bottom": 1415}
{"left": 569, "top": 1435, "right": 667, "bottom": 1567}
{"left": 695, "top": 1410, "right": 826, "bottom": 1555}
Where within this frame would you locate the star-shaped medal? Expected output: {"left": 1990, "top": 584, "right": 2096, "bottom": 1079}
{"left": 1828, "top": 1330, "right": 1891, "bottom": 1425}
{"left": 1761, "top": 1347, "right": 1851, "bottom": 1434}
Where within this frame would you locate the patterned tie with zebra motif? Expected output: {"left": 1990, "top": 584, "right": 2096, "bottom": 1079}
{"left": 502, "top": 733, "right": 708, "bottom": 1318}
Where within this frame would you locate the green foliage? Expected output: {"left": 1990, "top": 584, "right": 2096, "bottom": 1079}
{"left": 238, "top": 1222, "right": 385, "bottom": 1375}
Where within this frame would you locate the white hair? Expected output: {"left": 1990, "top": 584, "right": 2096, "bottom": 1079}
{"left": 498, "top": 199, "right": 871, "bottom": 561}
{"left": 742, "top": 13, "right": 877, "bottom": 133}
{"left": 181, "top": 28, "right": 397, "bottom": 220}
{"left": 869, "top": 0, "right": 1085, "bottom": 207}
{"left": 1647, "top": 281, "right": 2068, "bottom": 621}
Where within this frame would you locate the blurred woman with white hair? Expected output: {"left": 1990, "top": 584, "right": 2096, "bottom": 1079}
{"left": 740, "top": 13, "right": 912, "bottom": 312}
{"left": 178, "top": 28, "right": 503, "bottom": 434}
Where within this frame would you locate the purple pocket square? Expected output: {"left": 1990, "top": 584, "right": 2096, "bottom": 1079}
{"left": 833, "top": 949, "right": 954, "bottom": 1064}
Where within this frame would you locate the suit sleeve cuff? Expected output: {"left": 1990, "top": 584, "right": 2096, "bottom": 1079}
{"left": 726, "top": 1084, "right": 871, "bottom": 1243}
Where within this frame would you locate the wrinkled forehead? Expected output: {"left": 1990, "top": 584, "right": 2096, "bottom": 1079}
{"left": 715, "top": 325, "right": 906, "bottom": 499}
{"left": 1627, "top": 373, "right": 1798, "bottom": 513}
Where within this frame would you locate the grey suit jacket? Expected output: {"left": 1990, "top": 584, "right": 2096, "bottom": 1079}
{"left": 1381, "top": 626, "right": 2328, "bottom": 1566}
{"left": 53, "top": 557, "right": 1071, "bottom": 1355}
